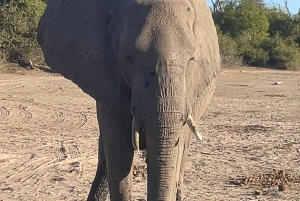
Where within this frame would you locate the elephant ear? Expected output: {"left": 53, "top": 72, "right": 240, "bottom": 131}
{"left": 186, "top": 0, "right": 221, "bottom": 120}
{"left": 37, "top": 0, "right": 120, "bottom": 106}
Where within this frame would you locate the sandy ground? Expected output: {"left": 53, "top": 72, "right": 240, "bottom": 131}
{"left": 0, "top": 66, "right": 300, "bottom": 201}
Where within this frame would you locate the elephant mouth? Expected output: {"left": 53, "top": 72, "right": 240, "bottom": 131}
{"left": 131, "top": 114, "right": 202, "bottom": 151}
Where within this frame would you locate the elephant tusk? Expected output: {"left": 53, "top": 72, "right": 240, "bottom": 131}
{"left": 186, "top": 115, "right": 203, "bottom": 141}
{"left": 132, "top": 118, "right": 140, "bottom": 151}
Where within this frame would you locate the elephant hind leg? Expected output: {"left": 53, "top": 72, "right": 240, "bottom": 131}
{"left": 87, "top": 135, "right": 109, "bottom": 201}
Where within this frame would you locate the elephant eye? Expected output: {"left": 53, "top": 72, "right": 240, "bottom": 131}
{"left": 125, "top": 55, "right": 132, "bottom": 60}
{"left": 125, "top": 54, "right": 134, "bottom": 65}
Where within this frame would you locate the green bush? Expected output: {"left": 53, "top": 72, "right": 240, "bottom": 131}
{"left": 213, "top": 0, "right": 270, "bottom": 66}
{"left": 265, "top": 34, "right": 300, "bottom": 70}
{"left": 214, "top": 0, "right": 270, "bottom": 40}
{"left": 212, "top": 0, "right": 300, "bottom": 70}
{"left": 216, "top": 26, "right": 241, "bottom": 65}
{"left": 235, "top": 30, "right": 269, "bottom": 64}
{"left": 0, "top": 0, "right": 46, "bottom": 63}
{"left": 291, "top": 23, "right": 300, "bottom": 47}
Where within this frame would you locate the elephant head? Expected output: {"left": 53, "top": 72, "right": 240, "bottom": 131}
{"left": 38, "top": 0, "right": 220, "bottom": 200}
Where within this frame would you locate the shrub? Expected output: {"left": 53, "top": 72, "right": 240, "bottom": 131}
{"left": 235, "top": 30, "right": 269, "bottom": 65}
{"left": 212, "top": 0, "right": 300, "bottom": 70}
{"left": 214, "top": 0, "right": 270, "bottom": 40}
{"left": 216, "top": 26, "right": 241, "bottom": 65}
{"left": 271, "top": 38, "right": 300, "bottom": 70}
{"left": 0, "top": 0, "right": 46, "bottom": 63}
{"left": 263, "top": 33, "right": 300, "bottom": 70}
{"left": 213, "top": 0, "right": 270, "bottom": 66}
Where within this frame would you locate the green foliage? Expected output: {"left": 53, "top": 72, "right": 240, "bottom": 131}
{"left": 266, "top": 9, "right": 295, "bottom": 38}
{"left": 214, "top": 0, "right": 270, "bottom": 65}
{"left": 0, "top": 0, "right": 46, "bottom": 62}
{"left": 216, "top": 26, "right": 241, "bottom": 65}
{"left": 292, "top": 24, "right": 300, "bottom": 46}
{"left": 263, "top": 33, "right": 300, "bottom": 70}
{"left": 235, "top": 30, "right": 269, "bottom": 64}
{"left": 213, "top": 0, "right": 300, "bottom": 70}
{"left": 215, "top": 0, "right": 269, "bottom": 40}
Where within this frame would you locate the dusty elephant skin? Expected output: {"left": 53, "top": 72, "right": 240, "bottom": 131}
{"left": 37, "top": 0, "right": 221, "bottom": 200}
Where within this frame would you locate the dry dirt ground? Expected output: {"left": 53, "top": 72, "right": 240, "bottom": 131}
{"left": 0, "top": 66, "right": 300, "bottom": 201}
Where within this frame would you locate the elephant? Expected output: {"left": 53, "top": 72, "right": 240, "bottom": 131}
{"left": 37, "top": 0, "right": 221, "bottom": 200}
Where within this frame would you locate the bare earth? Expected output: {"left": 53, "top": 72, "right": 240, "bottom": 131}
{"left": 0, "top": 66, "right": 300, "bottom": 201}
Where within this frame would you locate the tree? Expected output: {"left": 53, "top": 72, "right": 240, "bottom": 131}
{"left": 212, "top": 0, "right": 300, "bottom": 69}
{"left": 213, "top": 0, "right": 270, "bottom": 63}
{"left": 248, "top": 0, "right": 265, "bottom": 9}
{"left": 0, "top": 0, "right": 46, "bottom": 62}
{"left": 211, "top": 0, "right": 226, "bottom": 12}
{"left": 214, "top": 0, "right": 269, "bottom": 38}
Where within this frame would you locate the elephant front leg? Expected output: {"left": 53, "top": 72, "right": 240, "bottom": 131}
{"left": 96, "top": 103, "right": 134, "bottom": 201}
{"left": 87, "top": 135, "right": 109, "bottom": 201}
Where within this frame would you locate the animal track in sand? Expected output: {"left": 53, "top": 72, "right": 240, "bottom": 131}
{"left": 0, "top": 97, "right": 87, "bottom": 132}
{"left": 0, "top": 106, "right": 9, "bottom": 120}
{"left": 53, "top": 143, "right": 80, "bottom": 161}
{"left": 0, "top": 96, "right": 91, "bottom": 199}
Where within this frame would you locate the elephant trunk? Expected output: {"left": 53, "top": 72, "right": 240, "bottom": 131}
{"left": 130, "top": 62, "right": 203, "bottom": 200}
{"left": 145, "top": 126, "right": 183, "bottom": 200}
{"left": 144, "top": 96, "right": 185, "bottom": 201}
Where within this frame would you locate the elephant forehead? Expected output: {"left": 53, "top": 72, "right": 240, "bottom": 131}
{"left": 133, "top": 0, "right": 195, "bottom": 52}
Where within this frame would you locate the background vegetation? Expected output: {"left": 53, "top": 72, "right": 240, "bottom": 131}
{"left": 0, "top": 0, "right": 46, "bottom": 67}
{"left": 212, "top": 0, "right": 300, "bottom": 70}
{"left": 0, "top": 0, "right": 299, "bottom": 70}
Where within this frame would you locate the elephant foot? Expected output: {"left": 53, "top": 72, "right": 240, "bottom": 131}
{"left": 176, "top": 182, "right": 184, "bottom": 201}
{"left": 87, "top": 162, "right": 109, "bottom": 201}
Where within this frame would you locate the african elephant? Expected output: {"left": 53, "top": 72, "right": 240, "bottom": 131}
{"left": 37, "top": 0, "right": 220, "bottom": 200}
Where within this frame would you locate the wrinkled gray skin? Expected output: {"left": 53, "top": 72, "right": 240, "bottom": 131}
{"left": 37, "top": 0, "right": 220, "bottom": 200}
